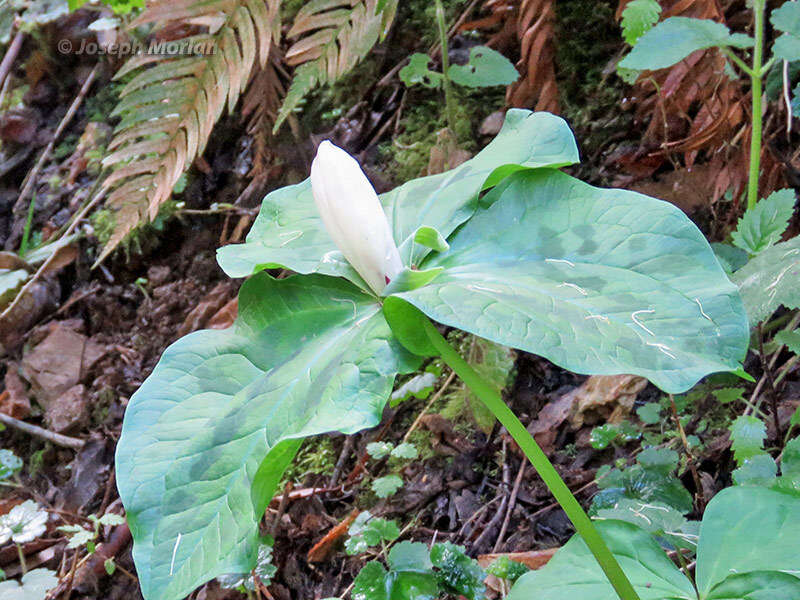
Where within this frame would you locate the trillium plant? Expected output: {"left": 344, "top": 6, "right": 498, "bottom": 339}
{"left": 116, "top": 111, "right": 749, "bottom": 600}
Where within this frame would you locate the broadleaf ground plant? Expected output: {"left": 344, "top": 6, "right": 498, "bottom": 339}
{"left": 116, "top": 108, "right": 751, "bottom": 600}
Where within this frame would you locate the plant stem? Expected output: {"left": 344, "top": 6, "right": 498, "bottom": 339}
{"left": 747, "top": 0, "right": 766, "bottom": 210}
{"left": 434, "top": 0, "right": 458, "bottom": 134}
{"left": 16, "top": 543, "right": 27, "bottom": 576}
{"left": 418, "top": 317, "right": 640, "bottom": 600}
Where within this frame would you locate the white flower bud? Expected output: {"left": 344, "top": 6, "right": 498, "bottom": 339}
{"left": 311, "top": 141, "right": 403, "bottom": 294}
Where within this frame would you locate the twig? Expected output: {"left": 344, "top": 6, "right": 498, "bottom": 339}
{"left": 329, "top": 435, "right": 355, "bottom": 488}
{"left": 492, "top": 460, "right": 525, "bottom": 553}
{"left": 270, "top": 481, "right": 292, "bottom": 538}
{"left": 0, "top": 412, "right": 85, "bottom": 450}
{"left": 402, "top": 370, "right": 456, "bottom": 443}
{"left": 0, "top": 31, "right": 24, "bottom": 90}
{"left": 669, "top": 394, "right": 705, "bottom": 510}
{"left": 784, "top": 60, "right": 793, "bottom": 136}
{"left": 12, "top": 64, "right": 100, "bottom": 216}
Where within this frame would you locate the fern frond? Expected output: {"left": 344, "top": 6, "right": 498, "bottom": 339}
{"left": 274, "top": 0, "right": 397, "bottom": 131}
{"left": 97, "top": 0, "right": 280, "bottom": 262}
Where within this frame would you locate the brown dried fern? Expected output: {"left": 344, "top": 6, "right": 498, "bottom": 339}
{"left": 274, "top": 0, "right": 398, "bottom": 130}
{"left": 98, "top": 0, "right": 280, "bottom": 262}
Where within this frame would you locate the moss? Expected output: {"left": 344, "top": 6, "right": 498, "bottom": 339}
{"left": 282, "top": 437, "right": 337, "bottom": 484}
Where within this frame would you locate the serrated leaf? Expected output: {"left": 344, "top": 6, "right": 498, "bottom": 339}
{"left": 0, "top": 449, "right": 22, "bottom": 480}
{"left": 621, "top": 0, "right": 661, "bottom": 45}
{"left": 619, "top": 17, "right": 753, "bottom": 71}
{"left": 352, "top": 562, "right": 389, "bottom": 600}
{"left": 388, "top": 541, "right": 432, "bottom": 572}
{"left": 780, "top": 437, "right": 800, "bottom": 485}
{"left": 731, "top": 189, "right": 796, "bottom": 255}
{"left": 730, "top": 415, "right": 767, "bottom": 465}
{"left": 372, "top": 475, "right": 403, "bottom": 498}
{"left": 218, "top": 110, "right": 579, "bottom": 282}
{"left": 366, "top": 442, "right": 394, "bottom": 459}
{"left": 712, "top": 386, "right": 745, "bottom": 404}
{"left": 390, "top": 443, "right": 418, "bottom": 459}
{"left": 594, "top": 498, "right": 694, "bottom": 549}
{"left": 447, "top": 46, "right": 519, "bottom": 88}
{"left": 636, "top": 402, "right": 661, "bottom": 424}
{"left": 733, "top": 236, "right": 800, "bottom": 324}
{"left": 388, "top": 169, "right": 749, "bottom": 394}
{"left": 430, "top": 542, "right": 486, "bottom": 600}
{"left": 0, "top": 568, "right": 59, "bottom": 600}
{"left": 116, "top": 274, "right": 417, "bottom": 600}
{"left": 771, "top": 2, "right": 800, "bottom": 61}
{"left": 399, "top": 53, "right": 443, "bottom": 88}
{"left": 775, "top": 329, "right": 800, "bottom": 354}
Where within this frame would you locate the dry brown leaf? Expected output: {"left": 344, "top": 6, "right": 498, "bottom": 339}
{"left": 568, "top": 375, "right": 648, "bottom": 429}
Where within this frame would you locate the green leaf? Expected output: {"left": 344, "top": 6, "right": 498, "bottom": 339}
{"left": 696, "top": 486, "right": 800, "bottom": 596}
{"left": 712, "top": 242, "right": 749, "bottom": 274}
{"left": 0, "top": 568, "right": 59, "bottom": 600}
{"left": 390, "top": 372, "right": 436, "bottom": 404}
{"left": 621, "top": 0, "right": 662, "bottom": 45}
{"left": 590, "top": 424, "right": 620, "bottom": 450}
{"left": 732, "top": 454, "right": 777, "bottom": 486}
{"left": 712, "top": 386, "right": 745, "bottom": 404}
{"left": 390, "top": 169, "right": 749, "bottom": 393}
{"left": 413, "top": 226, "right": 449, "bottom": 253}
{"left": 707, "top": 571, "right": 800, "bottom": 600}
{"left": 731, "top": 189, "right": 796, "bottom": 255}
{"left": 388, "top": 541, "right": 432, "bottom": 572}
{"left": 116, "top": 274, "right": 417, "bottom": 600}
{"left": 486, "top": 556, "right": 528, "bottom": 582}
{"left": 390, "top": 443, "right": 418, "bottom": 460}
{"left": 217, "top": 110, "right": 579, "bottom": 280}
{"left": 771, "top": 2, "right": 800, "bottom": 61}
{"left": 636, "top": 402, "right": 661, "bottom": 424}
{"left": 619, "top": 17, "right": 753, "bottom": 71}
{"left": 730, "top": 415, "right": 767, "bottom": 465}
{"left": 0, "top": 269, "right": 29, "bottom": 307}
{"left": 733, "top": 236, "right": 800, "bottom": 324}
{"left": 346, "top": 513, "right": 400, "bottom": 554}
{"left": 353, "top": 562, "right": 389, "bottom": 600}
{"left": 372, "top": 475, "right": 403, "bottom": 498}
{"left": 507, "top": 520, "right": 695, "bottom": 600}
{"left": 594, "top": 498, "right": 695, "bottom": 550}
{"left": 447, "top": 46, "right": 519, "bottom": 88}
{"left": 776, "top": 329, "right": 800, "bottom": 354}
{"left": 430, "top": 542, "right": 486, "bottom": 600}
{"left": 399, "top": 54, "right": 443, "bottom": 88}
{"left": 352, "top": 555, "right": 439, "bottom": 600}
{"left": 367, "top": 442, "right": 394, "bottom": 459}
{"left": 0, "top": 449, "right": 22, "bottom": 480}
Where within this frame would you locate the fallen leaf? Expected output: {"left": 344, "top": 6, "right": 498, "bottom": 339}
{"left": 307, "top": 509, "right": 359, "bottom": 563}
{"left": 569, "top": 375, "right": 648, "bottom": 429}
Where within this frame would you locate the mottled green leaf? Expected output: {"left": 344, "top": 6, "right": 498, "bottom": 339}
{"left": 217, "top": 110, "right": 579, "bottom": 280}
{"left": 389, "top": 169, "right": 749, "bottom": 393}
{"left": 733, "top": 236, "right": 800, "bottom": 324}
{"left": 447, "top": 46, "right": 519, "bottom": 88}
{"left": 116, "top": 274, "right": 416, "bottom": 600}
{"left": 0, "top": 568, "right": 59, "bottom": 600}
{"left": 732, "top": 189, "right": 795, "bottom": 255}
{"left": 706, "top": 571, "right": 800, "bottom": 600}
{"left": 507, "top": 520, "right": 695, "bottom": 600}
{"left": 430, "top": 542, "right": 486, "bottom": 600}
{"left": 696, "top": 486, "right": 800, "bottom": 596}
{"left": 771, "top": 2, "right": 800, "bottom": 61}
{"left": 619, "top": 17, "right": 753, "bottom": 71}
{"left": 636, "top": 402, "right": 661, "bottom": 424}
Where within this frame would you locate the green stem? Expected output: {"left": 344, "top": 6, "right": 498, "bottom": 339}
{"left": 434, "top": 0, "right": 458, "bottom": 134}
{"left": 747, "top": 0, "right": 766, "bottom": 211}
{"left": 418, "top": 317, "right": 640, "bottom": 600}
{"left": 16, "top": 543, "right": 27, "bottom": 576}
